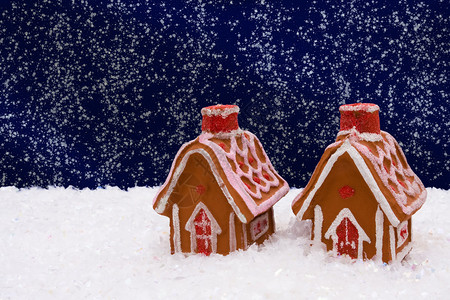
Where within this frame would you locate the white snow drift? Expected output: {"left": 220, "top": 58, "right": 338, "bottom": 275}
{"left": 0, "top": 187, "right": 449, "bottom": 299}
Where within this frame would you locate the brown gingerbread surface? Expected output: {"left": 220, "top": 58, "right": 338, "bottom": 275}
{"left": 292, "top": 103, "right": 426, "bottom": 263}
{"left": 153, "top": 104, "right": 289, "bottom": 255}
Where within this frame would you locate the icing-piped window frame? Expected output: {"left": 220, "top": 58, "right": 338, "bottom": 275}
{"left": 250, "top": 211, "right": 269, "bottom": 241}
{"left": 396, "top": 220, "right": 409, "bottom": 248}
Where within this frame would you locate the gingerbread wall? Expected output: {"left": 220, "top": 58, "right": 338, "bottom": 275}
{"left": 246, "top": 208, "right": 275, "bottom": 246}
{"left": 310, "top": 152, "right": 380, "bottom": 259}
{"left": 168, "top": 152, "right": 235, "bottom": 254}
{"left": 166, "top": 152, "right": 275, "bottom": 255}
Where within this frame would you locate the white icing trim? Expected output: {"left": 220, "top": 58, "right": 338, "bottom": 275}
{"left": 396, "top": 220, "right": 409, "bottom": 248}
{"left": 352, "top": 131, "right": 427, "bottom": 216}
{"left": 325, "top": 208, "right": 370, "bottom": 259}
{"left": 375, "top": 206, "right": 384, "bottom": 261}
{"left": 172, "top": 204, "right": 181, "bottom": 253}
{"left": 396, "top": 241, "right": 412, "bottom": 261}
{"left": 339, "top": 104, "right": 379, "bottom": 113}
{"left": 185, "top": 202, "right": 222, "bottom": 254}
{"left": 153, "top": 140, "right": 193, "bottom": 208}
{"left": 229, "top": 212, "right": 236, "bottom": 252}
{"left": 199, "top": 130, "right": 289, "bottom": 218}
{"left": 155, "top": 130, "right": 289, "bottom": 223}
{"left": 294, "top": 140, "right": 401, "bottom": 227}
{"left": 250, "top": 212, "right": 269, "bottom": 241}
{"left": 313, "top": 205, "right": 323, "bottom": 246}
{"left": 155, "top": 148, "right": 247, "bottom": 223}
{"left": 201, "top": 105, "right": 240, "bottom": 116}
{"left": 337, "top": 129, "right": 383, "bottom": 142}
{"left": 201, "top": 129, "right": 243, "bottom": 138}
{"left": 242, "top": 222, "right": 248, "bottom": 250}
{"left": 389, "top": 225, "right": 396, "bottom": 261}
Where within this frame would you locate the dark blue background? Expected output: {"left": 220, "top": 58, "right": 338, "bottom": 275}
{"left": 0, "top": 0, "right": 448, "bottom": 189}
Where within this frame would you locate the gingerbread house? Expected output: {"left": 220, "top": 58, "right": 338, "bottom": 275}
{"left": 153, "top": 104, "right": 289, "bottom": 255}
{"left": 292, "top": 103, "right": 427, "bottom": 263}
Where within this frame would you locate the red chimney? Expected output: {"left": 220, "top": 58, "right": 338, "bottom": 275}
{"left": 339, "top": 103, "right": 380, "bottom": 134}
{"left": 201, "top": 104, "right": 240, "bottom": 134}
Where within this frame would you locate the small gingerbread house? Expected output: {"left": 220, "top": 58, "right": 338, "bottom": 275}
{"left": 153, "top": 104, "right": 289, "bottom": 255}
{"left": 292, "top": 103, "right": 427, "bottom": 263}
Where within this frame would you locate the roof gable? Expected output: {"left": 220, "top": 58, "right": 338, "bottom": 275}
{"left": 153, "top": 147, "right": 246, "bottom": 221}
{"left": 350, "top": 131, "right": 427, "bottom": 216}
{"left": 199, "top": 130, "right": 289, "bottom": 211}
{"left": 293, "top": 131, "right": 426, "bottom": 226}
{"left": 293, "top": 139, "right": 401, "bottom": 226}
{"left": 154, "top": 130, "right": 289, "bottom": 223}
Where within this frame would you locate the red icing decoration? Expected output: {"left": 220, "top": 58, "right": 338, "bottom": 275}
{"left": 244, "top": 182, "right": 251, "bottom": 190}
{"left": 339, "top": 185, "right": 355, "bottom": 199}
{"left": 219, "top": 142, "right": 227, "bottom": 151}
{"left": 390, "top": 185, "right": 398, "bottom": 193}
{"left": 263, "top": 173, "right": 270, "bottom": 180}
{"left": 196, "top": 184, "right": 206, "bottom": 195}
{"left": 336, "top": 217, "right": 359, "bottom": 259}
{"left": 253, "top": 218, "right": 268, "bottom": 238}
{"left": 400, "top": 227, "right": 408, "bottom": 239}
{"left": 193, "top": 208, "right": 212, "bottom": 255}
{"left": 248, "top": 157, "right": 254, "bottom": 164}
{"left": 398, "top": 179, "right": 406, "bottom": 188}
{"left": 238, "top": 161, "right": 244, "bottom": 168}
{"left": 339, "top": 103, "right": 380, "bottom": 134}
{"left": 201, "top": 105, "right": 239, "bottom": 133}
{"left": 253, "top": 176, "right": 261, "bottom": 184}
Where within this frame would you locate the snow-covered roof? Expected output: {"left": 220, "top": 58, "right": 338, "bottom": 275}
{"left": 292, "top": 130, "right": 427, "bottom": 226}
{"left": 154, "top": 130, "right": 289, "bottom": 223}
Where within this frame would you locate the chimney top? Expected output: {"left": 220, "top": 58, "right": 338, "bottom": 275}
{"left": 339, "top": 103, "right": 380, "bottom": 134}
{"left": 201, "top": 104, "right": 240, "bottom": 134}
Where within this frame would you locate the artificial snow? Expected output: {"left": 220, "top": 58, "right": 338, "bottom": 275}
{"left": 0, "top": 187, "right": 449, "bottom": 299}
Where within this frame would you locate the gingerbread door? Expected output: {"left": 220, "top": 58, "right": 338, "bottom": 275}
{"left": 193, "top": 208, "right": 212, "bottom": 255}
{"left": 324, "top": 208, "right": 370, "bottom": 260}
{"left": 336, "top": 217, "right": 359, "bottom": 259}
{"left": 185, "top": 202, "right": 222, "bottom": 255}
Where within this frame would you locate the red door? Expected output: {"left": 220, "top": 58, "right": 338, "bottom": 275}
{"left": 336, "top": 217, "right": 359, "bottom": 259}
{"left": 193, "top": 208, "right": 212, "bottom": 255}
